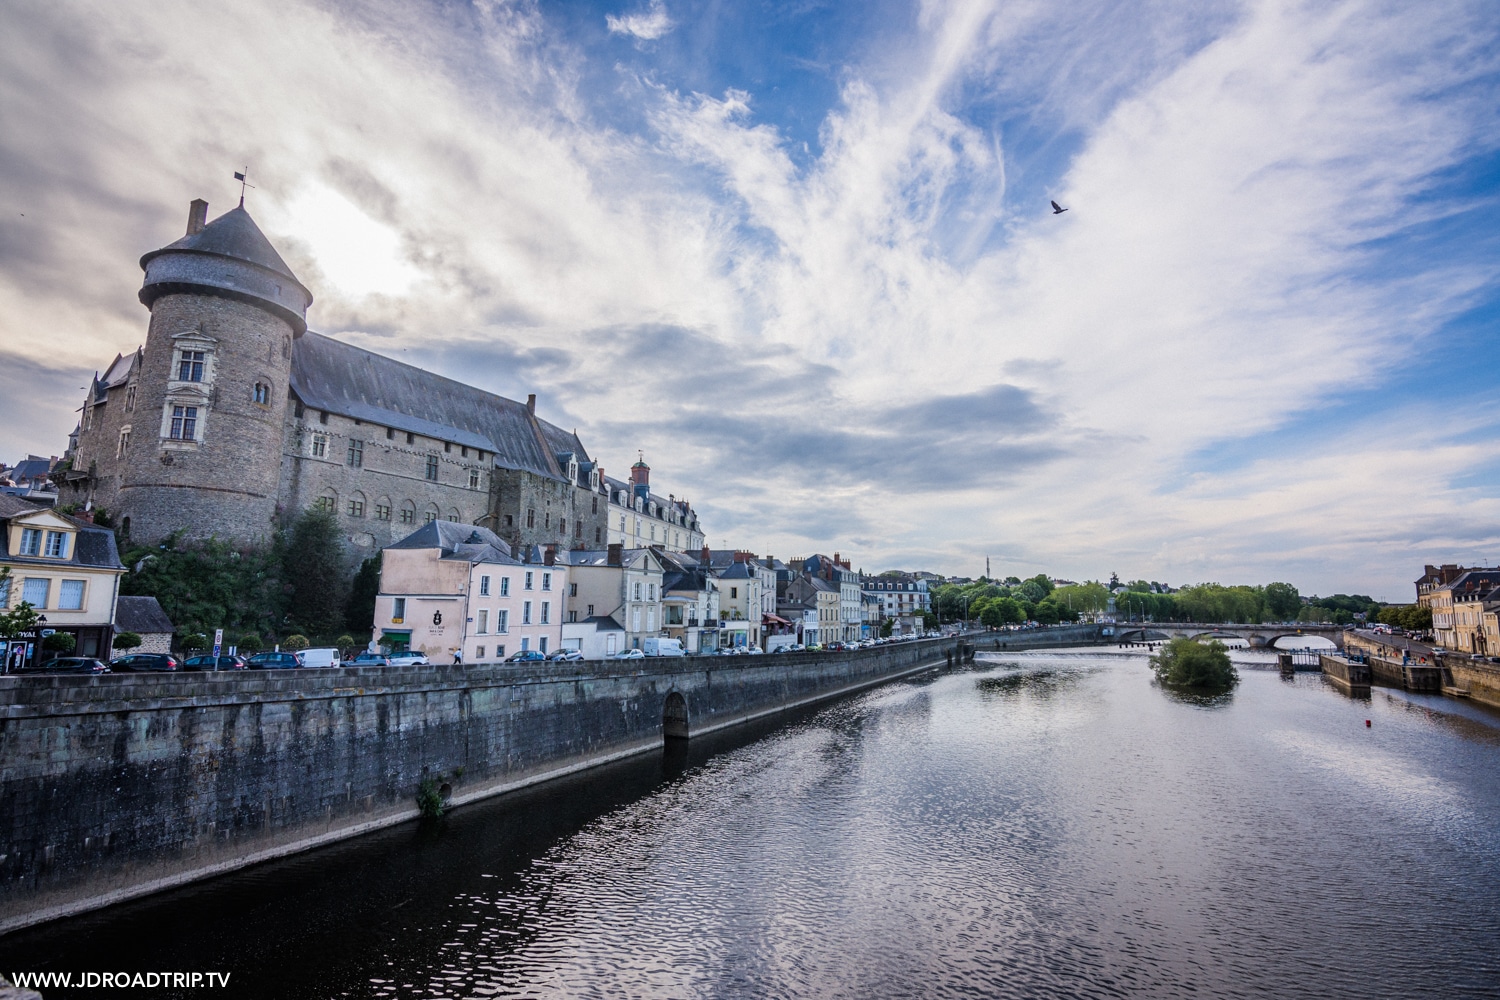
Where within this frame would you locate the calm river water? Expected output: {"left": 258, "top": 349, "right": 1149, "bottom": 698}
{"left": 5, "top": 649, "right": 1500, "bottom": 998}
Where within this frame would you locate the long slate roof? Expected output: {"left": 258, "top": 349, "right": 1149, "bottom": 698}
{"left": 290, "top": 332, "right": 589, "bottom": 480}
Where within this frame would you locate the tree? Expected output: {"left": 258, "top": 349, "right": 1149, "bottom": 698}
{"left": 112, "top": 631, "right": 143, "bottom": 651}
{"left": 1263, "top": 582, "right": 1300, "bottom": 620}
{"left": 1150, "top": 637, "right": 1238, "bottom": 694}
{"left": 43, "top": 631, "right": 76, "bottom": 655}
{"left": 283, "top": 633, "right": 310, "bottom": 652}
{"left": 0, "top": 599, "right": 40, "bottom": 643}
{"left": 346, "top": 553, "right": 381, "bottom": 635}
{"left": 284, "top": 506, "right": 349, "bottom": 638}
{"left": 178, "top": 632, "right": 209, "bottom": 652}
{"left": 335, "top": 633, "right": 357, "bottom": 653}
{"left": 119, "top": 532, "right": 284, "bottom": 641}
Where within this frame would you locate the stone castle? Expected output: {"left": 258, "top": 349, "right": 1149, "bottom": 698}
{"left": 64, "top": 198, "right": 699, "bottom": 557}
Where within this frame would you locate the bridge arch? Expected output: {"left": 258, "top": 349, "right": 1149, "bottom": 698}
{"left": 663, "top": 691, "right": 689, "bottom": 742}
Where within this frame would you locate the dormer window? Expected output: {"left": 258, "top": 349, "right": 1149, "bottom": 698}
{"left": 178, "top": 350, "right": 205, "bottom": 382}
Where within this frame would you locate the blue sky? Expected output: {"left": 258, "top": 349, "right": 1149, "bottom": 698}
{"left": 1, "top": 0, "right": 1498, "bottom": 599}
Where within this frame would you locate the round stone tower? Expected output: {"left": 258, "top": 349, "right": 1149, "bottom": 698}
{"left": 116, "top": 199, "right": 313, "bottom": 544}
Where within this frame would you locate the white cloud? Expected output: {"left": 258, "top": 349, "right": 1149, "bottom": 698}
{"left": 0, "top": 0, "right": 1496, "bottom": 598}
{"left": 606, "top": 1, "right": 674, "bottom": 41}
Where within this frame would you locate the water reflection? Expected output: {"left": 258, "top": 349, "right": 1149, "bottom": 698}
{"left": 6, "top": 651, "right": 1500, "bottom": 999}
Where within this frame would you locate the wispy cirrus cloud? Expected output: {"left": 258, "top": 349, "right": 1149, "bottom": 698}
{"left": 606, "top": 1, "right": 674, "bottom": 41}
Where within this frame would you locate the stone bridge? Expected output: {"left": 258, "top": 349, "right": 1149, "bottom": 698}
{"left": 1112, "top": 623, "right": 1346, "bottom": 650}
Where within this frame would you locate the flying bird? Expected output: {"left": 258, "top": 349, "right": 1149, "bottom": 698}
{"left": 1050, "top": 200, "right": 1068, "bottom": 215}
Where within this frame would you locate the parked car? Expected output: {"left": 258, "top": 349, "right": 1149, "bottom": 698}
{"left": 17, "top": 657, "right": 110, "bottom": 675}
{"left": 348, "top": 652, "right": 392, "bottom": 667}
{"left": 387, "top": 651, "right": 430, "bottom": 666}
{"left": 182, "top": 654, "right": 249, "bottom": 671}
{"left": 246, "top": 651, "right": 303, "bottom": 670}
{"left": 109, "top": 652, "right": 182, "bottom": 672}
{"left": 505, "top": 649, "right": 548, "bottom": 663}
{"left": 299, "top": 647, "right": 342, "bottom": 669}
{"left": 548, "top": 648, "right": 585, "bottom": 661}
{"left": 613, "top": 648, "right": 645, "bottom": 660}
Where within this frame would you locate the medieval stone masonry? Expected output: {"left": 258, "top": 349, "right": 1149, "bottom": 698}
{"left": 63, "top": 198, "right": 703, "bottom": 558}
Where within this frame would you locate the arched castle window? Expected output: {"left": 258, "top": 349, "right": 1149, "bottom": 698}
{"left": 348, "top": 491, "right": 366, "bottom": 518}
{"left": 315, "top": 490, "right": 337, "bottom": 513}
{"left": 399, "top": 500, "right": 416, "bottom": 525}
{"left": 425, "top": 502, "right": 440, "bottom": 524}
{"left": 253, "top": 382, "right": 270, "bottom": 406}
{"left": 375, "top": 497, "right": 392, "bottom": 521}
{"left": 448, "top": 507, "right": 461, "bottom": 522}
{"left": 116, "top": 426, "right": 131, "bottom": 458}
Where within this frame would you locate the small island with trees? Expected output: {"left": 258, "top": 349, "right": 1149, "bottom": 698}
{"left": 1149, "top": 637, "right": 1239, "bottom": 695}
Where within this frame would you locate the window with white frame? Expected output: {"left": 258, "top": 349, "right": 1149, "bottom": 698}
{"left": 524, "top": 572, "right": 533, "bottom": 590}
{"left": 480, "top": 575, "right": 490, "bottom": 596}
{"left": 18, "top": 528, "right": 41, "bottom": 555}
{"left": 393, "top": 597, "right": 406, "bottom": 620}
{"left": 21, "top": 578, "right": 49, "bottom": 608}
{"left": 500, "top": 577, "right": 510, "bottom": 597}
{"left": 522, "top": 601, "right": 532, "bottom": 625}
{"left": 540, "top": 601, "right": 550, "bottom": 624}
{"left": 58, "top": 580, "right": 85, "bottom": 610}
{"left": 44, "top": 531, "right": 67, "bottom": 558}
{"left": 542, "top": 572, "right": 551, "bottom": 591}
{"left": 177, "top": 350, "right": 205, "bottom": 382}
{"left": 477, "top": 609, "right": 489, "bottom": 634}
{"left": 169, "top": 405, "right": 198, "bottom": 440}
{"left": 497, "top": 610, "right": 509, "bottom": 633}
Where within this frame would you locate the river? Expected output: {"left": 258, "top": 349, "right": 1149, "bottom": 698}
{"left": 4, "top": 648, "right": 1499, "bottom": 998}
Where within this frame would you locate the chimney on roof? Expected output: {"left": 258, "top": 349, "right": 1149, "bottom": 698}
{"left": 701, "top": 545, "right": 711, "bottom": 565}
{"left": 186, "top": 199, "right": 208, "bottom": 235}
{"left": 73, "top": 508, "right": 95, "bottom": 523}
{"left": 526, "top": 393, "right": 536, "bottom": 414}
{"left": 544, "top": 544, "right": 556, "bottom": 567}
{"left": 607, "top": 542, "right": 623, "bottom": 567}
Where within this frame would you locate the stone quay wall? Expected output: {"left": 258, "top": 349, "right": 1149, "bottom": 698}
{"left": 0, "top": 638, "right": 958, "bottom": 934}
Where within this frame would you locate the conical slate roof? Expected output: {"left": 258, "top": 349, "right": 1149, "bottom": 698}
{"left": 140, "top": 205, "right": 301, "bottom": 283}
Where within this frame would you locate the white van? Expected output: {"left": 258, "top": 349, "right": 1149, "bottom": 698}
{"left": 299, "top": 647, "right": 342, "bottom": 668}
{"left": 642, "top": 637, "right": 685, "bottom": 657}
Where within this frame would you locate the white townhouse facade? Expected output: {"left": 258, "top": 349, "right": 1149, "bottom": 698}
{"left": 860, "top": 573, "right": 932, "bottom": 621}
{"left": 560, "top": 545, "right": 667, "bottom": 651}
{"left": 603, "top": 458, "right": 704, "bottom": 554}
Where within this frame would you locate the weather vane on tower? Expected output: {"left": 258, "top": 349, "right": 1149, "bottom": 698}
{"left": 233, "top": 167, "right": 255, "bottom": 207}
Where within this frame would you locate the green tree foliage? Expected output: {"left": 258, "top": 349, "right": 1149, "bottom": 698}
{"left": 178, "top": 632, "right": 209, "bottom": 652}
{"left": 282, "top": 633, "right": 311, "bottom": 652}
{"left": 1170, "top": 584, "right": 1265, "bottom": 624}
{"left": 335, "top": 633, "right": 357, "bottom": 652}
{"left": 236, "top": 632, "right": 264, "bottom": 653}
{"left": 1262, "top": 582, "right": 1301, "bottom": 620}
{"left": 42, "top": 631, "right": 76, "bottom": 654}
{"left": 120, "top": 533, "right": 284, "bottom": 642}
{"left": 346, "top": 553, "right": 381, "bottom": 635}
{"left": 112, "top": 631, "right": 142, "bottom": 650}
{"left": 283, "top": 507, "right": 349, "bottom": 638}
{"left": 0, "top": 600, "right": 40, "bottom": 641}
{"left": 1150, "top": 637, "right": 1238, "bottom": 694}
{"left": 1051, "top": 582, "right": 1111, "bottom": 618}
{"left": 1377, "top": 604, "right": 1432, "bottom": 631}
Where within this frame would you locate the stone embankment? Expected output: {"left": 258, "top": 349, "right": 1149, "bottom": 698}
{"left": 0, "top": 639, "right": 963, "bottom": 934}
